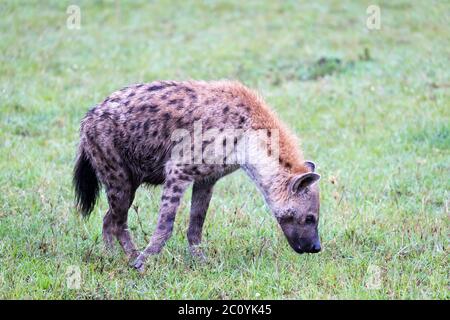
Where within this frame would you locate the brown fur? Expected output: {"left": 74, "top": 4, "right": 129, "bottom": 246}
{"left": 226, "top": 81, "right": 308, "bottom": 174}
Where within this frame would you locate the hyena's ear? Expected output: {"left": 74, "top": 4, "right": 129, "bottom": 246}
{"left": 289, "top": 172, "right": 321, "bottom": 194}
{"left": 304, "top": 161, "right": 316, "bottom": 172}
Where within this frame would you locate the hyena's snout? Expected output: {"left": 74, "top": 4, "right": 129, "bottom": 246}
{"left": 297, "top": 234, "right": 321, "bottom": 254}
{"left": 303, "top": 239, "right": 321, "bottom": 253}
{"left": 279, "top": 221, "right": 322, "bottom": 255}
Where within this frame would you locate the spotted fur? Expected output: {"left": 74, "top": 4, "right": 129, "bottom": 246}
{"left": 73, "top": 80, "right": 321, "bottom": 271}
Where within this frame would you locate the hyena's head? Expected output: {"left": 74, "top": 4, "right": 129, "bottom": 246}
{"left": 276, "top": 161, "right": 321, "bottom": 254}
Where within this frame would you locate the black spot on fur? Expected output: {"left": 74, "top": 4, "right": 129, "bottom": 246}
{"left": 189, "top": 93, "right": 197, "bottom": 101}
{"left": 135, "top": 122, "right": 141, "bottom": 130}
{"left": 166, "top": 215, "right": 175, "bottom": 223}
{"left": 100, "top": 112, "right": 110, "bottom": 120}
{"left": 175, "top": 118, "right": 186, "bottom": 127}
{"left": 143, "top": 120, "right": 150, "bottom": 131}
{"left": 149, "top": 107, "right": 160, "bottom": 113}
{"left": 169, "top": 99, "right": 184, "bottom": 108}
{"left": 147, "top": 83, "right": 172, "bottom": 92}
{"left": 181, "top": 86, "right": 195, "bottom": 93}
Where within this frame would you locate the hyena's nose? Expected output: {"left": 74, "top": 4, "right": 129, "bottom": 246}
{"left": 309, "top": 242, "right": 321, "bottom": 253}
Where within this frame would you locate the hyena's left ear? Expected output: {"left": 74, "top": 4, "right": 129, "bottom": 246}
{"left": 304, "top": 161, "right": 316, "bottom": 172}
{"left": 289, "top": 172, "right": 321, "bottom": 194}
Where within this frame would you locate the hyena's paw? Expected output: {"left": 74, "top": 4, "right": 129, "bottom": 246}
{"left": 131, "top": 254, "right": 146, "bottom": 273}
{"left": 189, "top": 246, "right": 207, "bottom": 263}
{"left": 127, "top": 250, "right": 140, "bottom": 263}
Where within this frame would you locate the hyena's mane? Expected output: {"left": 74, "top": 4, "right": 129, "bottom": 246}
{"left": 225, "top": 81, "right": 309, "bottom": 175}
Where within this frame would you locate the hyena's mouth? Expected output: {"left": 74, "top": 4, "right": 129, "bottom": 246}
{"left": 286, "top": 241, "right": 305, "bottom": 254}
{"left": 294, "top": 246, "right": 305, "bottom": 254}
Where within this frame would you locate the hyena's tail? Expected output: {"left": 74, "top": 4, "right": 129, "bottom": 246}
{"left": 73, "top": 145, "right": 100, "bottom": 217}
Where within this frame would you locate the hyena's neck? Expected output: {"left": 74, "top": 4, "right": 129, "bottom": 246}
{"left": 233, "top": 82, "right": 309, "bottom": 210}
{"left": 231, "top": 81, "right": 308, "bottom": 173}
{"left": 242, "top": 161, "right": 302, "bottom": 212}
{"left": 242, "top": 163, "right": 284, "bottom": 207}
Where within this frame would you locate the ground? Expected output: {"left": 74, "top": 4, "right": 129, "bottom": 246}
{"left": 0, "top": 0, "right": 448, "bottom": 299}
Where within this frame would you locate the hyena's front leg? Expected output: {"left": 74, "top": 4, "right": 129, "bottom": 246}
{"left": 133, "top": 173, "right": 192, "bottom": 272}
{"left": 187, "top": 180, "right": 216, "bottom": 260}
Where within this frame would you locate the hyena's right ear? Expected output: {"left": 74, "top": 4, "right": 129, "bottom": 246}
{"left": 289, "top": 172, "right": 321, "bottom": 194}
{"left": 304, "top": 161, "right": 316, "bottom": 172}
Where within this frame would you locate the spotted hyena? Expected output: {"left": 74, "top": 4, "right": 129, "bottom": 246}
{"left": 73, "top": 80, "right": 321, "bottom": 272}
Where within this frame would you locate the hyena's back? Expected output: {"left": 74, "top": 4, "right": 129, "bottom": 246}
{"left": 79, "top": 81, "right": 254, "bottom": 188}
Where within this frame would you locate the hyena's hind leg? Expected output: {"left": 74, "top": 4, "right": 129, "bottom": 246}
{"left": 187, "top": 180, "right": 216, "bottom": 260}
{"left": 103, "top": 180, "right": 139, "bottom": 260}
{"left": 84, "top": 137, "right": 139, "bottom": 260}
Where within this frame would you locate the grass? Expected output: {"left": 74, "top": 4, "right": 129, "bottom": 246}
{"left": 0, "top": 0, "right": 448, "bottom": 299}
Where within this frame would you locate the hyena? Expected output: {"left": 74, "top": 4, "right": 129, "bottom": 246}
{"left": 73, "top": 80, "right": 321, "bottom": 272}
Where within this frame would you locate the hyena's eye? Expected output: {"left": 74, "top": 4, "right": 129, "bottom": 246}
{"left": 305, "top": 215, "right": 316, "bottom": 225}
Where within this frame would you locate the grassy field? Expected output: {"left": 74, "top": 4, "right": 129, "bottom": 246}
{"left": 0, "top": 0, "right": 448, "bottom": 299}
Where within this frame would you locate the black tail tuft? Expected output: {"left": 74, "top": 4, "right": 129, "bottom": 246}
{"left": 73, "top": 147, "right": 100, "bottom": 217}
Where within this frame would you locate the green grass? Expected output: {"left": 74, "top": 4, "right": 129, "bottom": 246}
{"left": 0, "top": 0, "right": 448, "bottom": 299}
